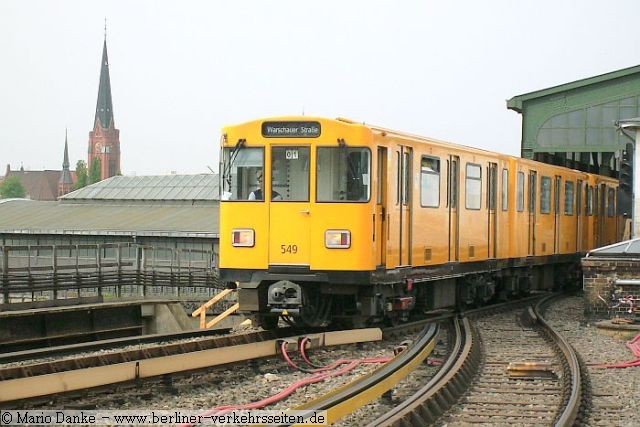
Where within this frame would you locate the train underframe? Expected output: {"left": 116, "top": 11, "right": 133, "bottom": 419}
{"left": 229, "top": 254, "right": 582, "bottom": 329}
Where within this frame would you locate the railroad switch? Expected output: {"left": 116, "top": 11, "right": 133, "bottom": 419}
{"left": 507, "top": 362, "right": 557, "bottom": 379}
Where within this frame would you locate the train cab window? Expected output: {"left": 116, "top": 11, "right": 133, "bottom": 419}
{"left": 272, "top": 146, "right": 310, "bottom": 201}
{"left": 420, "top": 156, "right": 440, "bottom": 207}
{"left": 517, "top": 172, "right": 525, "bottom": 212}
{"left": 607, "top": 188, "right": 615, "bottom": 217}
{"left": 564, "top": 181, "right": 574, "bottom": 215}
{"left": 501, "top": 169, "right": 508, "bottom": 211}
{"left": 540, "top": 176, "right": 551, "bottom": 214}
{"left": 465, "top": 163, "right": 482, "bottom": 210}
{"left": 221, "top": 146, "right": 264, "bottom": 201}
{"left": 316, "top": 147, "right": 370, "bottom": 202}
{"left": 586, "top": 186, "right": 593, "bottom": 216}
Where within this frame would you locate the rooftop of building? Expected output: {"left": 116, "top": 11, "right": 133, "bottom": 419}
{"left": 0, "top": 174, "right": 220, "bottom": 238}
{"left": 61, "top": 174, "right": 219, "bottom": 204}
{"left": 507, "top": 64, "right": 640, "bottom": 113}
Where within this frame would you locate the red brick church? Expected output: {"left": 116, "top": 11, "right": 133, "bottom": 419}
{"left": 88, "top": 37, "right": 121, "bottom": 181}
{"left": 2, "top": 35, "right": 121, "bottom": 200}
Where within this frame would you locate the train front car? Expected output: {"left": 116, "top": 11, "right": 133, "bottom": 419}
{"left": 219, "top": 117, "right": 376, "bottom": 329}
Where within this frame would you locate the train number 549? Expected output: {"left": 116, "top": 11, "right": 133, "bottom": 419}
{"left": 280, "top": 244, "right": 298, "bottom": 254}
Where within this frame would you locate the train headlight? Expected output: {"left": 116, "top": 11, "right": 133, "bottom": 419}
{"left": 232, "top": 229, "right": 255, "bottom": 247}
{"left": 325, "top": 230, "right": 351, "bottom": 249}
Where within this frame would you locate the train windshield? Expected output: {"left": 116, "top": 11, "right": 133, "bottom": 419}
{"left": 221, "top": 147, "right": 264, "bottom": 200}
{"left": 316, "top": 147, "right": 371, "bottom": 202}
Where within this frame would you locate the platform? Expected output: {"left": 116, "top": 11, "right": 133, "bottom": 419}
{"left": 0, "top": 297, "right": 197, "bottom": 352}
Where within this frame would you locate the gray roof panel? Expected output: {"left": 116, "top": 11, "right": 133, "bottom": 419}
{"left": 62, "top": 174, "right": 218, "bottom": 201}
{"left": 0, "top": 199, "right": 219, "bottom": 238}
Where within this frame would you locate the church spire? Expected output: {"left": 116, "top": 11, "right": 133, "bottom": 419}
{"left": 62, "top": 129, "right": 70, "bottom": 169}
{"left": 94, "top": 37, "right": 114, "bottom": 129}
{"left": 59, "top": 129, "right": 74, "bottom": 197}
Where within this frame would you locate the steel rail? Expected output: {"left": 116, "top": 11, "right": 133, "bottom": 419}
{"left": 0, "top": 328, "right": 382, "bottom": 404}
{"left": 532, "top": 294, "right": 583, "bottom": 426}
{"left": 368, "top": 317, "right": 479, "bottom": 426}
{"left": 272, "top": 323, "right": 439, "bottom": 426}
{"left": 0, "top": 327, "right": 231, "bottom": 364}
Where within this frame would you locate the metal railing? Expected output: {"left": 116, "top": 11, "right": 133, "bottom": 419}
{"left": 0, "top": 243, "right": 222, "bottom": 304}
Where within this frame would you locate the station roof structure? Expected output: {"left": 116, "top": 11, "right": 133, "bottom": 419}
{"left": 61, "top": 174, "right": 219, "bottom": 203}
{"left": 0, "top": 199, "right": 218, "bottom": 238}
{"left": 507, "top": 64, "right": 640, "bottom": 159}
{"left": 0, "top": 174, "right": 220, "bottom": 239}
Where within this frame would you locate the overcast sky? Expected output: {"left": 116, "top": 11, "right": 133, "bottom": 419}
{"left": 1, "top": 1, "right": 639, "bottom": 176}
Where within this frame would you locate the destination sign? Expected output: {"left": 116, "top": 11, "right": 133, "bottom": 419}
{"left": 262, "top": 121, "right": 321, "bottom": 138}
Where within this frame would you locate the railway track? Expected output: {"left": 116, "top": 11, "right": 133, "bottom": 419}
{"left": 362, "top": 294, "right": 585, "bottom": 426}
{"left": 0, "top": 328, "right": 231, "bottom": 364}
{"left": 0, "top": 327, "right": 381, "bottom": 405}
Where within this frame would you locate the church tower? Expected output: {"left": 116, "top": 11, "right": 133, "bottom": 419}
{"left": 87, "top": 35, "right": 121, "bottom": 181}
{"left": 58, "top": 130, "right": 74, "bottom": 197}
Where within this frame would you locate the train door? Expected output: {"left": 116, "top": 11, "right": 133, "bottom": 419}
{"left": 528, "top": 171, "right": 537, "bottom": 256}
{"left": 576, "top": 179, "right": 583, "bottom": 252}
{"left": 375, "top": 147, "right": 387, "bottom": 266}
{"left": 554, "top": 176, "right": 561, "bottom": 253}
{"left": 487, "top": 163, "right": 498, "bottom": 258}
{"left": 268, "top": 146, "right": 311, "bottom": 266}
{"left": 448, "top": 156, "right": 460, "bottom": 262}
{"left": 399, "top": 147, "right": 412, "bottom": 265}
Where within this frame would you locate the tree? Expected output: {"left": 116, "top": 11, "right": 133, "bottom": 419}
{"left": 89, "top": 158, "right": 102, "bottom": 184}
{"left": 75, "top": 160, "right": 88, "bottom": 190}
{"left": 0, "top": 176, "right": 26, "bottom": 199}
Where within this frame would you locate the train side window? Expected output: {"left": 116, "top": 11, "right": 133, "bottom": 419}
{"left": 540, "top": 176, "right": 551, "bottom": 214}
{"left": 517, "top": 172, "right": 525, "bottom": 212}
{"left": 488, "top": 164, "right": 497, "bottom": 210}
{"left": 501, "top": 168, "right": 508, "bottom": 211}
{"left": 564, "top": 181, "right": 574, "bottom": 215}
{"left": 402, "top": 152, "right": 410, "bottom": 206}
{"left": 465, "top": 163, "right": 482, "bottom": 210}
{"left": 528, "top": 173, "right": 537, "bottom": 213}
{"left": 396, "top": 152, "right": 401, "bottom": 205}
{"left": 450, "top": 159, "right": 458, "bottom": 209}
{"left": 420, "top": 156, "right": 440, "bottom": 207}
{"left": 554, "top": 177, "right": 561, "bottom": 214}
{"left": 607, "top": 188, "right": 615, "bottom": 217}
{"left": 586, "top": 186, "right": 593, "bottom": 216}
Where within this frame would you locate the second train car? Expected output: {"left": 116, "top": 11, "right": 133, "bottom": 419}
{"left": 219, "top": 117, "right": 620, "bottom": 328}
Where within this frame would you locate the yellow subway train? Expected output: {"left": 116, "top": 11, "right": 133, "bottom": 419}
{"left": 218, "top": 116, "right": 620, "bottom": 328}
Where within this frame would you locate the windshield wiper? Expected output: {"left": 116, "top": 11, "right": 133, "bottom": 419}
{"left": 223, "top": 138, "right": 246, "bottom": 190}
{"left": 338, "top": 138, "right": 359, "bottom": 190}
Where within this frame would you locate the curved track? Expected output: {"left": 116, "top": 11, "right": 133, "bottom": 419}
{"left": 366, "top": 294, "right": 585, "bottom": 426}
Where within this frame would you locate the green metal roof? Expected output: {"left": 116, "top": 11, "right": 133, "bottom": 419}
{"left": 0, "top": 199, "right": 218, "bottom": 238}
{"left": 62, "top": 174, "right": 219, "bottom": 202}
{"left": 507, "top": 64, "right": 640, "bottom": 113}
